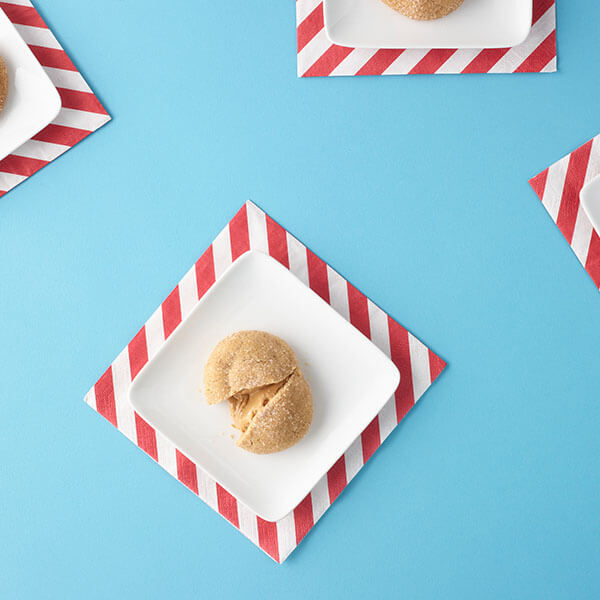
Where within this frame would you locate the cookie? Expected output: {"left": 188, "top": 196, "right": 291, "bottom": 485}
{"left": 204, "top": 330, "right": 313, "bottom": 454}
{"left": 0, "top": 57, "right": 7, "bottom": 113}
{"left": 381, "top": 0, "right": 464, "bottom": 20}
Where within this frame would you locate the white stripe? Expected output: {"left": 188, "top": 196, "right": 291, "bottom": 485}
{"left": 287, "top": 233, "right": 309, "bottom": 286}
{"left": 212, "top": 226, "right": 233, "bottom": 279}
{"left": 377, "top": 396, "right": 397, "bottom": 443}
{"left": 7, "top": 0, "right": 35, "bottom": 6}
{"left": 571, "top": 136, "right": 600, "bottom": 264}
{"left": 196, "top": 469, "right": 218, "bottom": 511}
{"left": 178, "top": 264, "right": 198, "bottom": 322}
{"left": 542, "top": 155, "right": 569, "bottom": 222}
{"left": 276, "top": 513, "right": 297, "bottom": 564}
{"left": 52, "top": 107, "right": 110, "bottom": 131}
{"left": 84, "top": 388, "right": 96, "bottom": 411}
{"left": 385, "top": 49, "right": 430, "bottom": 75}
{"left": 246, "top": 202, "right": 269, "bottom": 254}
{"left": 330, "top": 47, "right": 378, "bottom": 77}
{"left": 297, "top": 28, "right": 332, "bottom": 76}
{"left": 296, "top": 0, "right": 322, "bottom": 25}
{"left": 43, "top": 67, "right": 92, "bottom": 93}
{"left": 542, "top": 56, "right": 557, "bottom": 73}
{"left": 237, "top": 504, "right": 259, "bottom": 546}
{"left": 155, "top": 432, "right": 177, "bottom": 477}
{"left": 344, "top": 438, "right": 364, "bottom": 482}
{"left": 435, "top": 48, "right": 480, "bottom": 74}
{"left": 367, "top": 300, "right": 391, "bottom": 357}
{"left": 408, "top": 333, "right": 431, "bottom": 402}
{"left": 12, "top": 139, "right": 69, "bottom": 162}
{"left": 309, "top": 477, "right": 331, "bottom": 523}
{"left": 489, "top": 7, "right": 555, "bottom": 74}
{"left": 327, "top": 266, "right": 350, "bottom": 321}
{"left": 0, "top": 172, "right": 28, "bottom": 191}
{"left": 144, "top": 308, "right": 165, "bottom": 361}
{"left": 112, "top": 349, "right": 136, "bottom": 442}
{"left": 15, "top": 24, "right": 62, "bottom": 49}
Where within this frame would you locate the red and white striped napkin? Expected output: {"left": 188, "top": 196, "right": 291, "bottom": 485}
{"left": 297, "top": 0, "right": 557, "bottom": 77}
{"left": 85, "top": 201, "right": 447, "bottom": 563}
{"left": 0, "top": 0, "right": 110, "bottom": 197}
{"left": 530, "top": 135, "right": 600, "bottom": 290}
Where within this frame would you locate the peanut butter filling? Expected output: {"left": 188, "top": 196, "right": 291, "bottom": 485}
{"left": 229, "top": 376, "right": 289, "bottom": 433}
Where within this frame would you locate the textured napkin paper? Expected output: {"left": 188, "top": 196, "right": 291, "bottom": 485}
{"left": 530, "top": 134, "right": 600, "bottom": 290}
{"left": 0, "top": 0, "right": 109, "bottom": 197}
{"left": 85, "top": 201, "right": 447, "bottom": 562}
{"left": 297, "top": 0, "right": 557, "bottom": 77}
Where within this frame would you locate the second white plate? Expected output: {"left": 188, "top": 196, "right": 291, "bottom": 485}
{"left": 323, "top": 0, "right": 532, "bottom": 49}
{"left": 130, "top": 251, "right": 400, "bottom": 522}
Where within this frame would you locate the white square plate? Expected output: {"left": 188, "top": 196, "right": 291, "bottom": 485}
{"left": 130, "top": 251, "right": 400, "bottom": 522}
{"left": 323, "top": 0, "right": 532, "bottom": 49}
{"left": 580, "top": 176, "right": 600, "bottom": 237}
{"left": 0, "top": 8, "right": 61, "bottom": 161}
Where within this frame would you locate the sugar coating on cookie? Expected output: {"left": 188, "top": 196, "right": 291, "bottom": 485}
{"left": 381, "top": 0, "right": 464, "bottom": 20}
{"left": 0, "top": 57, "right": 7, "bottom": 113}
{"left": 204, "top": 330, "right": 313, "bottom": 454}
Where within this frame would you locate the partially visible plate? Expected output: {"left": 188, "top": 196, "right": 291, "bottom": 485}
{"left": 130, "top": 251, "right": 400, "bottom": 522}
{"left": 580, "top": 176, "right": 600, "bottom": 238}
{"left": 0, "top": 8, "right": 61, "bottom": 161}
{"left": 323, "top": 0, "right": 532, "bottom": 49}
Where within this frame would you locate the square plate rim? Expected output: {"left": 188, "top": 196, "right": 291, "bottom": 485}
{"left": 322, "top": 0, "right": 533, "bottom": 50}
{"left": 0, "top": 7, "right": 62, "bottom": 161}
{"left": 129, "top": 249, "right": 401, "bottom": 522}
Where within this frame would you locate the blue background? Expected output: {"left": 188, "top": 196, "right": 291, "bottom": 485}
{"left": 1, "top": 1, "right": 599, "bottom": 598}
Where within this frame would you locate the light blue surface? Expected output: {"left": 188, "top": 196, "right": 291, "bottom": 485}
{"left": 1, "top": 1, "right": 599, "bottom": 598}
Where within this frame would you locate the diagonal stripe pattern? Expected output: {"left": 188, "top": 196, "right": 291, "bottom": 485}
{"left": 296, "top": 0, "right": 557, "bottom": 77}
{"left": 84, "top": 201, "right": 447, "bottom": 562}
{"left": 530, "top": 134, "right": 600, "bottom": 291}
{"left": 0, "top": 0, "right": 110, "bottom": 198}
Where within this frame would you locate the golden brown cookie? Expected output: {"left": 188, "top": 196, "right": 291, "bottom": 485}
{"left": 0, "top": 57, "right": 7, "bottom": 113}
{"left": 381, "top": 0, "right": 464, "bottom": 20}
{"left": 204, "top": 331, "right": 313, "bottom": 454}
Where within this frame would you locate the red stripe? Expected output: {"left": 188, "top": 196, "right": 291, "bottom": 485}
{"left": 357, "top": 49, "right": 404, "bottom": 76}
{"left": 293, "top": 494, "right": 314, "bottom": 544}
{"left": 32, "top": 124, "right": 91, "bottom": 146}
{"left": 128, "top": 327, "right": 148, "bottom": 380}
{"left": 28, "top": 46, "right": 77, "bottom": 71}
{"left": 585, "top": 230, "right": 600, "bottom": 289}
{"left": 266, "top": 215, "right": 290, "bottom": 268}
{"left": 327, "top": 456, "right": 347, "bottom": 503}
{"left": 533, "top": 0, "right": 554, "bottom": 25}
{"left": 409, "top": 49, "right": 457, "bottom": 75}
{"left": 361, "top": 417, "right": 381, "bottom": 463}
{"left": 529, "top": 168, "right": 549, "bottom": 200}
{"left": 297, "top": 3, "right": 324, "bottom": 53}
{"left": 556, "top": 139, "right": 593, "bottom": 244}
{"left": 162, "top": 286, "right": 182, "bottom": 339}
{"left": 0, "top": 2, "right": 47, "bottom": 27}
{"left": 388, "top": 318, "right": 415, "bottom": 422}
{"left": 0, "top": 154, "right": 48, "bottom": 177}
{"left": 515, "top": 31, "right": 556, "bottom": 73}
{"left": 303, "top": 45, "right": 354, "bottom": 78}
{"left": 462, "top": 48, "right": 511, "bottom": 74}
{"left": 257, "top": 518, "right": 280, "bottom": 562}
{"left": 306, "top": 249, "right": 330, "bottom": 302}
{"left": 347, "top": 283, "right": 371, "bottom": 338}
{"left": 134, "top": 413, "right": 158, "bottom": 461}
{"left": 428, "top": 349, "right": 446, "bottom": 382}
{"left": 94, "top": 366, "right": 117, "bottom": 427}
{"left": 57, "top": 88, "right": 108, "bottom": 115}
{"left": 216, "top": 484, "right": 240, "bottom": 527}
{"left": 229, "top": 203, "right": 250, "bottom": 261}
{"left": 176, "top": 450, "right": 198, "bottom": 494}
{"left": 195, "top": 245, "right": 216, "bottom": 300}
